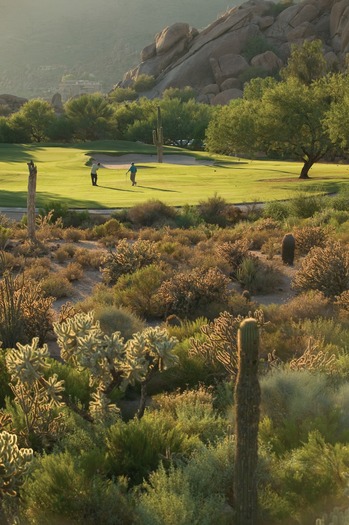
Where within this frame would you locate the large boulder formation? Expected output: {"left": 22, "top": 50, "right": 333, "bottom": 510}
{"left": 117, "top": 0, "right": 349, "bottom": 105}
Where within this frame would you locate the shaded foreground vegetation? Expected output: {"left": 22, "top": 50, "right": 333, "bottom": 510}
{"left": 0, "top": 190, "right": 348, "bottom": 524}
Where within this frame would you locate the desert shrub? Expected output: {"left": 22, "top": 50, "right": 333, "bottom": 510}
{"left": 0, "top": 251, "right": 24, "bottom": 273}
{"left": 288, "top": 191, "right": 326, "bottom": 219}
{"left": 175, "top": 204, "right": 204, "bottom": 228}
{"left": 335, "top": 290, "right": 349, "bottom": 312}
{"left": 329, "top": 189, "right": 349, "bottom": 212}
{"left": 62, "top": 227, "right": 86, "bottom": 242}
{"left": 276, "top": 290, "right": 333, "bottom": 322}
{"left": 127, "top": 200, "right": 178, "bottom": 228}
{"left": 40, "top": 273, "right": 74, "bottom": 299}
{"left": 23, "top": 261, "right": 51, "bottom": 282}
{"left": 297, "top": 317, "right": 349, "bottom": 349}
{"left": 292, "top": 240, "right": 349, "bottom": 297}
{"left": 260, "top": 369, "right": 339, "bottom": 452}
{"left": 165, "top": 317, "right": 208, "bottom": 341}
{"left": 156, "top": 267, "right": 230, "bottom": 319}
{"left": 215, "top": 238, "right": 250, "bottom": 276}
{"left": 111, "top": 264, "right": 167, "bottom": 319}
{"left": 105, "top": 413, "right": 197, "bottom": 485}
{"left": 54, "top": 245, "right": 74, "bottom": 263}
{"left": 0, "top": 273, "right": 54, "bottom": 347}
{"left": 261, "top": 235, "right": 282, "bottom": 260}
{"left": 198, "top": 193, "right": 230, "bottom": 227}
{"left": 39, "top": 202, "right": 92, "bottom": 228}
{"left": 0, "top": 351, "right": 12, "bottom": 404}
{"left": 101, "top": 238, "right": 160, "bottom": 285}
{"left": 92, "top": 218, "right": 129, "bottom": 243}
{"left": 73, "top": 247, "right": 103, "bottom": 269}
{"left": 133, "top": 74, "right": 156, "bottom": 92}
{"left": 235, "top": 256, "right": 283, "bottom": 294}
{"left": 279, "top": 432, "right": 349, "bottom": 513}
{"left": 48, "top": 359, "right": 91, "bottom": 407}
{"left": 262, "top": 200, "right": 290, "bottom": 221}
{"left": 152, "top": 386, "right": 227, "bottom": 443}
{"left": 61, "top": 262, "right": 84, "bottom": 281}
{"left": 20, "top": 452, "right": 134, "bottom": 525}
{"left": 135, "top": 439, "right": 235, "bottom": 525}
{"left": 156, "top": 339, "right": 213, "bottom": 391}
{"left": 93, "top": 305, "right": 145, "bottom": 339}
{"left": 293, "top": 225, "right": 330, "bottom": 255}
{"left": 0, "top": 213, "right": 14, "bottom": 228}
{"left": 0, "top": 226, "right": 11, "bottom": 249}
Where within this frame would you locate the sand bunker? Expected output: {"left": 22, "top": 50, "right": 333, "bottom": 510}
{"left": 92, "top": 153, "right": 214, "bottom": 169}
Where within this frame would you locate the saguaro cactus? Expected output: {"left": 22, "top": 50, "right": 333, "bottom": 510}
{"left": 27, "top": 160, "right": 37, "bottom": 243}
{"left": 152, "top": 105, "right": 163, "bottom": 163}
{"left": 234, "top": 318, "right": 260, "bottom": 525}
{"left": 281, "top": 232, "right": 295, "bottom": 265}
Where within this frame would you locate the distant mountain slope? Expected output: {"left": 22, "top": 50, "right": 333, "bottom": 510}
{"left": 0, "top": 0, "right": 241, "bottom": 98}
{"left": 118, "top": 0, "right": 349, "bottom": 106}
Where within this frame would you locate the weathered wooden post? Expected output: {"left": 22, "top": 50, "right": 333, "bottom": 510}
{"left": 27, "top": 160, "right": 37, "bottom": 242}
{"left": 234, "top": 318, "right": 260, "bottom": 525}
{"left": 152, "top": 105, "right": 163, "bottom": 163}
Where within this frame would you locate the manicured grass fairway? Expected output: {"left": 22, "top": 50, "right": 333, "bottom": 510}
{"left": 0, "top": 141, "right": 348, "bottom": 209}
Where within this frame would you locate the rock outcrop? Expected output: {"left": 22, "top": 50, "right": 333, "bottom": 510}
{"left": 118, "top": 0, "right": 349, "bottom": 105}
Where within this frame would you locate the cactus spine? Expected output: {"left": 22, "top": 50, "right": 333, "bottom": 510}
{"left": 234, "top": 318, "right": 260, "bottom": 525}
{"left": 281, "top": 232, "right": 295, "bottom": 265}
{"left": 152, "top": 105, "right": 163, "bottom": 163}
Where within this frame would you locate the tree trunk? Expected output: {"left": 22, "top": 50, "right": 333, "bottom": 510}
{"left": 299, "top": 158, "right": 314, "bottom": 179}
{"left": 27, "top": 163, "right": 37, "bottom": 242}
{"left": 137, "top": 381, "right": 148, "bottom": 419}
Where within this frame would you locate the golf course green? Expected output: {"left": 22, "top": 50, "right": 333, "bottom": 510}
{"left": 1, "top": 141, "right": 348, "bottom": 209}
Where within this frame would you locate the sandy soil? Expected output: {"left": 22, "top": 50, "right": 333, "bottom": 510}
{"left": 92, "top": 153, "right": 215, "bottom": 170}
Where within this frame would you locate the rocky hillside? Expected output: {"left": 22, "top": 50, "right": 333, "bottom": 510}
{"left": 0, "top": 0, "right": 237, "bottom": 99}
{"left": 119, "top": 0, "right": 349, "bottom": 105}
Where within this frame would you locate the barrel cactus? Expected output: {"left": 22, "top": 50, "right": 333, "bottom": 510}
{"left": 281, "top": 233, "right": 295, "bottom": 265}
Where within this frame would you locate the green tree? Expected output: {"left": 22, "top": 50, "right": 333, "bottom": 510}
{"left": 280, "top": 39, "right": 327, "bottom": 85}
{"left": 64, "top": 93, "right": 113, "bottom": 141}
{"left": 205, "top": 99, "right": 260, "bottom": 156}
{"left": 323, "top": 73, "right": 349, "bottom": 150}
{"left": 160, "top": 97, "right": 212, "bottom": 146}
{"left": 9, "top": 99, "right": 56, "bottom": 142}
{"left": 112, "top": 97, "right": 157, "bottom": 140}
{"left": 206, "top": 76, "right": 340, "bottom": 178}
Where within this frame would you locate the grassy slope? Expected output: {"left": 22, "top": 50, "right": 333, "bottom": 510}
{"left": 0, "top": 141, "right": 348, "bottom": 209}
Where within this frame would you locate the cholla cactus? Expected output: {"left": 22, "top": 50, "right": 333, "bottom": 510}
{"left": 89, "top": 390, "right": 120, "bottom": 426}
{"left": 0, "top": 430, "right": 33, "bottom": 498}
{"left": 123, "top": 326, "right": 178, "bottom": 384}
{"left": 55, "top": 314, "right": 178, "bottom": 419}
{"left": 123, "top": 326, "right": 178, "bottom": 418}
{"left": 5, "top": 337, "right": 65, "bottom": 447}
{"left": 292, "top": 240, "right": 349, "bottom": 297}
{"left": 54, "top": 312, "right": 126, "bottom": 391}
{"left": 100, "top": 239, "right": 159, "bottom": 285}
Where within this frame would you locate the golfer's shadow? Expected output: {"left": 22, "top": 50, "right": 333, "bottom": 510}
{"left": 136, "top": 185, "right": 180, "bottom": 193}
{"left": 98, "top": 186, "right": 135, "bottom": 193}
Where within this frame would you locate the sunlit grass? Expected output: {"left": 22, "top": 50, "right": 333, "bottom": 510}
{"left": 0, "top": 141, "right": 348, "bottom": 208}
